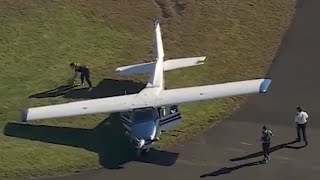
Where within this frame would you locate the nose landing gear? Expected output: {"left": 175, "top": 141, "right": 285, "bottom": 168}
{"left": 135, "top": 148, "right": 151, "bottom": 158}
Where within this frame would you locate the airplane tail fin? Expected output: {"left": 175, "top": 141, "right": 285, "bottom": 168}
{"left": 145, "top": 20, "right": 164, "bottom": 88}
{"left": 153, "top": 19, "right": 164, "bottom": 60}
{"left": 114, "top": 20, "right": 165, "bottom": 89}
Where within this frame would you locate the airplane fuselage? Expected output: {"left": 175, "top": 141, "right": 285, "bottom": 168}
{"left": 120, "top": 105, "right": 181, "bottom": 153}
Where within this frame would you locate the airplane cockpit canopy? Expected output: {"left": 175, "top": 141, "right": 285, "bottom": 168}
{"left": 132, "top": 107, "right": 159, "bottom": 123}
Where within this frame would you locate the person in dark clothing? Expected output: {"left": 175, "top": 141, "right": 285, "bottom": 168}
{"left": 261, "top": 125, "right": 273, "bottom": 163}
{"left": 69, "top": 62, "right": 93, "bottom": 91}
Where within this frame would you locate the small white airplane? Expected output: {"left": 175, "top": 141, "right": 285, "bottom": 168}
{"left": 21, "top": 20, "right": 271, "bottom": 156}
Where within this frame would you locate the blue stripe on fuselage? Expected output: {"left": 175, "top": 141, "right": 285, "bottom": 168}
{"left": 160, "top": 113, "right": 181, "bottom": 121}
{"left": 121, "top": 118, "right": 132, "bottom": 127}
{"left": 160, "top": 116, "right": 181, "bottom": 125}
{"left": 160, "top": 114, "right": 181, "bottom": 125}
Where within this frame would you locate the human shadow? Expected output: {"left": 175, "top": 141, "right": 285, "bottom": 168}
{"left": 200, "top": 160, "right": 263, "bottom": 178}
{"left": 28, "top": 78, "right": 146, "bottom": 99}
{"left": 230, "top": 140, "right": 305, "bottom": 162}
{"left": 4, "top": 113, "right": 179, "bottom": 169}
{"left": 200, "top": 140, "right": 305, "bottom": 178}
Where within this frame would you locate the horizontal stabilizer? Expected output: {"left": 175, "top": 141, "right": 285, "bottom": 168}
{"left": 115, "top": 56, "right": 206, "bottom": 75}
{"left": 115, "top": 62, "right": 155, "bottom": 75}
{"left": 163, "top": 56, "right": 206, "bottom": 71}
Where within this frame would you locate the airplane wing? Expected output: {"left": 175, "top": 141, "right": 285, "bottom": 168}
{"left": 153, "top": 78, "right": 271, "bottom": 106}
{"left": 22, "top": 94, "right": 139, "bottom": 122}
{"left": 22, "top": 79, "right": 271, "bottom": 122}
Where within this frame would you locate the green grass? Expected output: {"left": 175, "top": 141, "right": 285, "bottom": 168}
{"left": 0, "top": 0, "right": 295, "bottom": 179}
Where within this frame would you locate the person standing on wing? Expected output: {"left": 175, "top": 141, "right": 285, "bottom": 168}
{"left": 295, "top": 106, "right": 309, "bottom": 146}
{"left": 69, "top": 62, "right": 93, "bottom": 91}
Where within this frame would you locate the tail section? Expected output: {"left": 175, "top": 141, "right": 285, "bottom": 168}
{"left": 146, "top": 20, "right": 164, "bottom": 89}
{"left": 114, "top": 20, "right": 206, "bottom": 90}
{"left": 115, "top": 62, "right": 155, "bottom": 75}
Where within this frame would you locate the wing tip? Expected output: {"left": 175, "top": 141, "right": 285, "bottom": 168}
{"left": 197, "top": 56, "right": 206, "bottom": 63}
{"left": 199, "top": 56, "right": 206, "bottom": 61}
{"left": 259, "top": 79, "right": 272, "bottom": 93}
{"left": 21, "top": 109, "right": 28, "bottom": 122}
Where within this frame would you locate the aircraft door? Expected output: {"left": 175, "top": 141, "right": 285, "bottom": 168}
{"left": 159, "top": 105, "right": 181, "bottom": 131}
{"left": 120, "top": 111, "right": 132, "bottom": 133}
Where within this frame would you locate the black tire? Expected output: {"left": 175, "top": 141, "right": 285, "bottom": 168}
{"left": 135, "top": 149, "right": 142, "bottom": 158}
{"left": 142, "top": 148, "right": 150, "bottom": 154}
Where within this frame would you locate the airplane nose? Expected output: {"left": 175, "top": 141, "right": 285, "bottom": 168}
{"left": 131, "top": 136, "right": 146, "bottom": 148}
{"left": 138, "top": 139, "right": 145, "bottom": 148}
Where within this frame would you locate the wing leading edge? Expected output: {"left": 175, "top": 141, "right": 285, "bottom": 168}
{"left": 22, "top": 78, "right": 271, "bottom": 122}
{"left": 22, "top": 94, "right": 139, "bottom": 122}
{"left": 153, "top": 78, "right": 271, "bottom": 106}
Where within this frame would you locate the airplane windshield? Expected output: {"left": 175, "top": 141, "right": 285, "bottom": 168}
{"left": 133, "top": 108, "right": 158, "bottom": 123}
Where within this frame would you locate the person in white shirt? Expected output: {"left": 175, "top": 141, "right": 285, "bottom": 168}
{"left": 294, "top": 106, "right": 308, "bottom": 146}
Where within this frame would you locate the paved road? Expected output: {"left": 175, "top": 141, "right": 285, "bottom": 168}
{"left": 38, "top": 0, "right": 320, "bottom": 179}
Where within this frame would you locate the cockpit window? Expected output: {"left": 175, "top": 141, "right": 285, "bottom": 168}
{"left": 159, "top": 105, "right": 179, "bottom": 117}
{"left": 133, "top": 108, "right": 158, "bottom": 123}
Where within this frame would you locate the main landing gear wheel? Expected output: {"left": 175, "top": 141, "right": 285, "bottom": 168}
{"left": 144, "top": 148, "right": 151, "bottom": 153}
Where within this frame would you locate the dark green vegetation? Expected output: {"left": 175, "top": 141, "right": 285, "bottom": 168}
{"left": 0, "top": 0, "right": 295, "bottom": 179}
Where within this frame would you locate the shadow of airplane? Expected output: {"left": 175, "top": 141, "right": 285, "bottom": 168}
{"left": 5, "top": 78, "right": 179, "bottom": 169}
{"left": 28, "top": 78, "right": 146, "bottom": 99}
{"left": 230, "top": 140, "right": 305, "bottom": 162}
{"left": 200, "top": 160, "right": 263, "bottom": 178}
{"left": 28, "top": 85, "right": 77, "bottom": 98}
{"left": 4, "top": 114, "right": 179, "bottom": 169}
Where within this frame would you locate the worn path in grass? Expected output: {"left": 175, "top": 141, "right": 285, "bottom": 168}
{"left": 39, "top": 0, "right": 320, "bottom": 179}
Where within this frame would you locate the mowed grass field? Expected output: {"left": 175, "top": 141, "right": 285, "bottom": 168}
{"left": 0, "top": 0, "right": 295, "bottom": 179}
